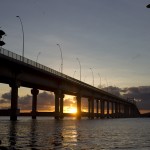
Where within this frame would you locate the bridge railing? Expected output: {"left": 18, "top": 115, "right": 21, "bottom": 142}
{"left": 0, "top": 47, "right": 94, "bottom": 88}
{"left": 0, "top": 47, "right": 64, "bottom": 77}
{"left": 0, "top": 47, "right": 134, "bottom": 104}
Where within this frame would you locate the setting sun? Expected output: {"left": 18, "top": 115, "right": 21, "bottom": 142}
{"left": 68, "top": 107, "right": 77, "bottom": 113}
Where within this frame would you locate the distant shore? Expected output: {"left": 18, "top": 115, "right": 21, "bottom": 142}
{"left": 0, "top": 109, "right": 149, "bottom": 118}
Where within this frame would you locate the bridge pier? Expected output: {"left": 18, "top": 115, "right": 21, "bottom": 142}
{"left": 88, "top": 98, "right": 91, "bottom": 119}
{"left": 118, "top": 103, "right": 121, "bottom": 118}
{"left": 60, "top": 93, "right": 64, "bottom": 119}
{"left": 76, "top": 94, "right": 81, "bottom": 119}
{"left": 115, "top": 102, "right": 118, "bottom": 118}
{"left": 9, "top": 82, "right": 20, "bottom": 121}
{"left": 123, "top": 104, "right": 126, "bottom": 117}
{"left": 54, "top": 90, "right": 61, "bottom": 120}
{"left": 87, "top": 97, "right": 92, "bottom": 119}
{"left": 88, "top": 97, "right": 94, "bottom": 119}
{"left": 107, "top": 100, "right": 109, "bottom": 118}
{"left": 111, "top": 102, "right": 114, "bottom": 118}
{"left": 91, "top": 97, "right": 94, "bottom": 119}
{"left": 125, "top": 105, "right": 129, "bottom": 118}
{"left": 100, "top": 100, "right": 104, "bottom": 118}
{"left": 31, "top": 88, "right": 39, "bottom": 119}
{"left": 96, "top": 100, "right": 99, "bottom": 118}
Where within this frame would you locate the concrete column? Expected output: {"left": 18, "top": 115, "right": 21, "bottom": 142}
{"left": 130, "top": 106, "right": 133, "bottom": 117}
{"left": 54, "top": 90, "right": 61, "bottom": 120}
{"left": 76, "top": 94, "right": 81, "bottom": 119}
{"left": 126, "top": 105, "right": 129, "bottom": 117}
{"left": 99, "top": 100, "right": 101, "bottom": 117}
{"left": 123, "top": 104, "right": 125, "bottom": 117}
{"left": 115, "top": 102, "right": 118, "bottom": 118}
{"left": 107, "top": 100, "right": 109, "bottom": 118}
{"left": 60, "top": 93, "right": 64, "bottom": 119}
{"left": 127, "top": 105, "right": 130, "bottom": 117}
{"left": 31, "top": 88, "right": 39, "bottom": 119}
{"left": 124, "top": 105, "right": 127, "bottom": 117}
{"left": 10, "top": 82, "right": 20, "bottom": 121}
{"left": 96, "top": 100, "right": 99, "bottom": 118}
{"left": 88, "top": 98, "right": 91, "bottom": 119}
{"left": 111, "top": 102, "right": 114, "bottom": 118}
{"left": 91, "top": 97, "right": 94, "bottom": 119}
{"left": 100, "top": 100, "right": 104, "bottom": 118}
{"left": 118, "top": 103, "right": 121, "bottom": 118}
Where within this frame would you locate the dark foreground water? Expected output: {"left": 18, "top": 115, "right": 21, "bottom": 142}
{"left": 0, "top": 117, "right": 150, "bottom": 150}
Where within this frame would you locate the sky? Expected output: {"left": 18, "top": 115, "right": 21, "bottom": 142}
{"left": 1, "top": 0, "right": 150, "bottom": 113}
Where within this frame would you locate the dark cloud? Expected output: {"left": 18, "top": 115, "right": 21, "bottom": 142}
{"left": 0, "top": 99, "right": 9, "bottom": 104}
{"left": 101, "top": 86, "right": 150, "bottom": 113}
{"left": 0, "top": 86, "right": 150, "bottom": 113}
{"left": 18, "top": 94, "right": 32, "bottom": 111}
{"left": 1, "top": 91, "right": 11, "bottom": 100}
{"left": 121, "top": 86, "right": 150, "bottom": 111}
{"left": 37, "top": 92, "right": 55, "bottom": 111}
{"left": 102, "top": 86, "right": 121, "bottom": 97}
{"left": 0, "top": 91, "right": 55, "bottom": 111}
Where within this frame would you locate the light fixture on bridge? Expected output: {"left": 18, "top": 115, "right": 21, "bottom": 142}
{"left": 16, "top": 16, "right": 25, "bottom": 58}
{"left": 56, "top": 43, "right": 63, "bottom": 74}
{"left": 146, "top": 4, "right": 150, "bottom": 8}
{"left": 0, "top": 29, "right": 6, "bottom": 46}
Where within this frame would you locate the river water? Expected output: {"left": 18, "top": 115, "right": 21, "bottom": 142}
{"left": 0, "top": 117, "right": 150, "bottom": 150}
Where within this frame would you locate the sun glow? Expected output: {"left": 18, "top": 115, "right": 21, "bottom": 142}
{"left": 68, "top": 107, "right": 77, "bottom": 113}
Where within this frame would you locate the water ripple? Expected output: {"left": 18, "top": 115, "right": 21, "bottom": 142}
{"left": 0, "top": 118, "right": 150, "bottom": 149}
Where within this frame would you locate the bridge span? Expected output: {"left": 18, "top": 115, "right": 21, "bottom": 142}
{"left": 0, "top": 48, "right": 140, "bottom": 120}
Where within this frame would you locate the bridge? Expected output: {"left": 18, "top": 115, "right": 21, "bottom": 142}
{"left": 0, "top": 48, "right": 140, "bottom": 120}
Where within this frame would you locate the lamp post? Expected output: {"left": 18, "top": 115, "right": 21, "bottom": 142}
{"left": 76, "top": 58, "right": 81, "bottom": 81}
{"left": 146, "top": 4, "right": 150, "bottom": 8}
{"left": 56, "top": 44, "right": 63, "bottom": 74}
{"left": 73, "top": 70, "right": 76, "bottom": 78}
{"left": 90, "top": 68, "right": 94, "bottom": 86}
{"left": 16, "top": 16, "right": 24, "bottom": 59}
{"left": 36, "top": 52, "right": 41, "bottom": 63}
{"left": 98, "top": 73, "right": 101, "bottom": 88}
{"left": 105, "top": 77, "right": 108, "bottom": 92}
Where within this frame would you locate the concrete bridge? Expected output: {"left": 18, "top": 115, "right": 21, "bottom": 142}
{"left": 0, "top": 48, "right": 140, "bottom": 120}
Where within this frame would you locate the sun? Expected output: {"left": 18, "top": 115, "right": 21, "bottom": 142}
{"left": 68, "top": 107, "right": 77, "bottom": 113}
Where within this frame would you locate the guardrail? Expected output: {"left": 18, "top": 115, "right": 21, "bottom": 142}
{"left": 0, "top": 47, "right": 133, "bottom": 104}
{"left": 0, "top": 48, "right": 92, "bottom": 88}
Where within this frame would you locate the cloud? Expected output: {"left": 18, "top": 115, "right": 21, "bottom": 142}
{"left": 1, "top": 92, "right": 11, "bottom": 100}
{"left": 100, "top": 86, "right": 150, "bottom": 113}
{"left": 0, "top": 86, "right": 150, "bottom": 113}
{"left": 64, "top": 97, "right": 76, "bottom": 107}
{"left": 102, "top": 86, "right": 121, "bottom": 97}
{"left": 0, "top": 91, "right": 55, "bottom": 111}
{"left": 37, "top": 92, "right": 55, "bottom": 111}
{"left": 121, "top": 86, "right": 150, "bottom": 111}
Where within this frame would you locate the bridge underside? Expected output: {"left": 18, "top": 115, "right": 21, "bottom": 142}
{"left": 0, "top": 48, "right": 140, "bottom": 120}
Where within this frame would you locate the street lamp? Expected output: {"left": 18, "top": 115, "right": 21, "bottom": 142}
{"left": 98, "top": 73, "right": 101, "bottom": 88}
{"left": 73, "top": 70, "right": 76, "bottom": 78}
{"left": 16, "top": 16, "right": 24, "bottom": 59}
{"left": 105, "top": 77, "right": 108, "bottom": 92}
{"left": 76, "top": 57, "right": 81, "bottom": 81}
{"left": 146, "top": 4, "right": 150, "bottom": 8}
{"left": 56, "top": 44, "right": 63, "bottom": 74}
{"left": 36, "top": 51, "right": 41, "bottom": 63}
{"left": 90, "top": 68, "right": 94, "bottom": 86}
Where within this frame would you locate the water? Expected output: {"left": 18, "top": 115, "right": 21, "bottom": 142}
{"left": 0, "top": 117, "right": 150, "bottom": 150}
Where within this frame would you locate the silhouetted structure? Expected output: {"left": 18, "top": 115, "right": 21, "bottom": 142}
{"left": 0, "top": 48, "right": 140, "bottom": 120}
{"left": 0, "top": 29, "right": 6, "bottom": 46}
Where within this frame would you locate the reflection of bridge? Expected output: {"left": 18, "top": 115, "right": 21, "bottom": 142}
{"left": 0, "top": 48, "right": 140, "bottom": 120}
